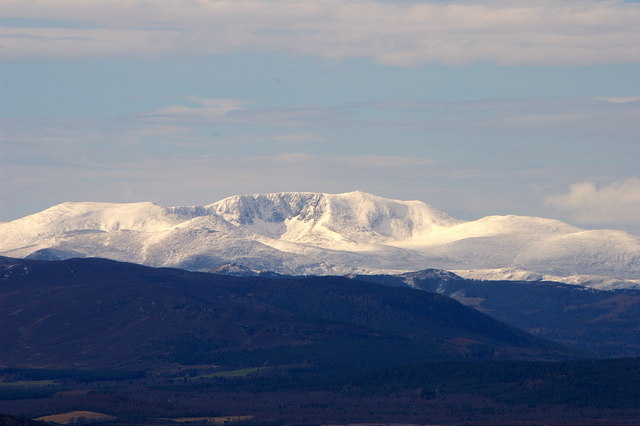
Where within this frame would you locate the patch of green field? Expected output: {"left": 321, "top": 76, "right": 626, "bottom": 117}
{"left": 190, "top": 367, "right": 262, "bottom": 379}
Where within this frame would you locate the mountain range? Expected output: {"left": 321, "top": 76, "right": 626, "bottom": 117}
{"left": 2, "top": 191, "right": 640, "bottom": 289}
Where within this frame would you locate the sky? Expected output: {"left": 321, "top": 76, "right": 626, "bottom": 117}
{"left": 1, "top": 0, "right": 639, "bottom": 232}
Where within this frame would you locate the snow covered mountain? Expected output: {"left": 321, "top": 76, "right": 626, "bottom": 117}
{"left": 2, "top": 191, "right": 640, "bottom": 288}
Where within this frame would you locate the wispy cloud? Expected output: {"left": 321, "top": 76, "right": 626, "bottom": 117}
{"left": 269, "top": 153, "right": 435, "bottom": 168}
{"left": 595, "top": 97, "right": 640, "bottom": 104}
{"left": 132, "top": 96, "right": 640, "bottom": 137}
{"left": 4, "top": 96, "right": 637, "bottom": 168}
{"left": 364, "top": 97, "right": 640, "bottom": 141}
{"left": 545, "top": 178, "right": 640, "bottom": 226}
{"left": 135, "top": 97, "right": 347, "bottom": 126}
{"left": 136, "top": 98, "right": 250, "bottom": 122}
{"left": 2, "top": 0, "right": 639, "bottom": 66}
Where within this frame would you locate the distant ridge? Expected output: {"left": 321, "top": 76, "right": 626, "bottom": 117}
{"left": 1, "top": 191, "right": 640, "bottom": 288}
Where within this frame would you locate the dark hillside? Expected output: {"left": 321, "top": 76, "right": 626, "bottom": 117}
{"left": 355, "top": 270, "right": 640, "bottom": 357}
{"left": 0, "top": 257, "right": 574, "bottom": 371}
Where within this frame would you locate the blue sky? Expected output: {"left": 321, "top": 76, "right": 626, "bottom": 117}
{"left": 1, "top": 0, "right": 639, "bottom": 232}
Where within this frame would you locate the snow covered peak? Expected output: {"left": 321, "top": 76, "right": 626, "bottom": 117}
{"left": 208, "top": 191, "right": 460, "bottom": 242}
{"left": 6, "top": 201, "right": 206, "bottom": 234}
{"left": 208, "top": 192, "right": 328, "bottom": 225}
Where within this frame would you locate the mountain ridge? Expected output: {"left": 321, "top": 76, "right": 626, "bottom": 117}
{"left": 2, "top": 191, "right": 639, "bottom": 287}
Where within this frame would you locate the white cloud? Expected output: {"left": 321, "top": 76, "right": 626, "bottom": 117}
{"left": 135, "top": 98, "right": 346, "bottom": 126}
{"left": 1, "top": 0, "right": 639, "bottom": 66}
{"left": 136, "top": 98, "right": 249, "bottom": 122}
{"left": 595, "top": 97, "right": 640, "bottom": 104}
{"left": 545, "top": 179, "right": 640, "bottom": 225}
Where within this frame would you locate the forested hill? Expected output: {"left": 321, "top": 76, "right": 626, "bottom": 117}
{"left": 0, "top": 256, "right": 574, "bottom": 370}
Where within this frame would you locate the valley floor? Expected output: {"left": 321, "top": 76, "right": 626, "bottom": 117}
{"left": 2, "top": 359, "right": 640, "bottom": 425}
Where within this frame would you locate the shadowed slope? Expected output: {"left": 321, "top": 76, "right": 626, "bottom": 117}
{"left": 0, "top": 257, "right": 575, "bottom": 370}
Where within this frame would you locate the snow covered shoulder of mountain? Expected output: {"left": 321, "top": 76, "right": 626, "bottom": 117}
{"left": 1, "top": 191, "right": 639, "bottom": 289}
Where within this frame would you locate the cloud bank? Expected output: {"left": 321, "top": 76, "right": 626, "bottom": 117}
{"left": 545, "top": 179, "right": 640, "bottom": 226}
{"left": 2, "top": 0, "right": 639, "bottom": 66}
